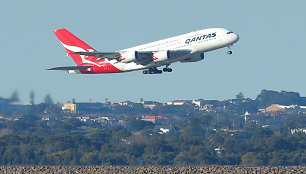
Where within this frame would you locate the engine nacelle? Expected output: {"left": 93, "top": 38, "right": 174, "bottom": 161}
{"left": 180, "top": 53, "right": 205, "bottom": 63}
{"left": 152, "top": 51, "right": 170, "bottom": 62}
{"left": 120, "top": 51, "right": 139, "bottom": 63}
{"left": 153, "top": 50, "right": 191, "bottom": 62}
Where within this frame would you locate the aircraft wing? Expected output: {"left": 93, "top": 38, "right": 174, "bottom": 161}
{"left": 71, "top": 50, "right": 191, "bottom": 66}
{"left": 47, "top": 65, "right": 93, "bottom": 70}
{"left": 71, "top": 51, "right": 154, "bottom": 65}
{"left": 71, "top": 52, "right": 120, "bottom": 59}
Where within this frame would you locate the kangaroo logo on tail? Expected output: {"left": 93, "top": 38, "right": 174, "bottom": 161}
{"left": 54, "top": 29, "right": 100, "bottom": 67}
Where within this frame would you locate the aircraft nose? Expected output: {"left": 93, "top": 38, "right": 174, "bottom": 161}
{"left": 234, "top": 33, "right": 239, "bottom": 43}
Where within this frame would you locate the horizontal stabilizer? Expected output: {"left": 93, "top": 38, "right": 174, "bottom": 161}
{"left": 47, "top": 65, "right": 93, "bottom": 70}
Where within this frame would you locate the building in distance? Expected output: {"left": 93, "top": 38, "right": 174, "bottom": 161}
{"left": 141, "top": 116, "right": 168, "bottom": 124}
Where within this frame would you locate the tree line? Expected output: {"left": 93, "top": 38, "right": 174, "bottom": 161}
{"left": 0, "top": 115, "right": 305, "bottom": 166}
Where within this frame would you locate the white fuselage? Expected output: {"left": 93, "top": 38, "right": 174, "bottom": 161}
{"left": 111, "top": 28, "right": 239, "bottom": 72}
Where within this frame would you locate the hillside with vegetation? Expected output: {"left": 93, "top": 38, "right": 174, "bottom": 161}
{"left": 0, "top": 90, "right": 305, "bottom": 165}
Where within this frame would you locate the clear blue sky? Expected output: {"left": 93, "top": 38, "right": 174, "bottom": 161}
{"left": 0, "top": 0, "right": 305, "bottom": 103}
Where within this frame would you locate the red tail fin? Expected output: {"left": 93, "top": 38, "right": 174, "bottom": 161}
{"left": 53, "top": 29, "right": 98, "bottom": 65}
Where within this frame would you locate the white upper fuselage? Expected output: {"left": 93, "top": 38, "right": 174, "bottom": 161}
{"left": 112, "top": 28, "right": 239, "bottom": 72}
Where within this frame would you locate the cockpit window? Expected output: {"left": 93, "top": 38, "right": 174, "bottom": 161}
{"left": 227, "top": 31, "right": 233, "bottom": 34}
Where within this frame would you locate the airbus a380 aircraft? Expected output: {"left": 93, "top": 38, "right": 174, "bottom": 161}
{"left": 48, "top": 28, "right": 239, "bottom": 74}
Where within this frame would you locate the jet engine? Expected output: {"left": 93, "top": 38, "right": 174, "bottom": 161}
{"left": 153, "top": 50, "right": 191, "bottom": 62}
{"left": 180, "top": 53, "right": 205, "bottom": 63}
{"left": 120, "top": 51, "right": 139, "bottom": 63}
{"left": 152, "top": 51, "right": 170, "bottom": 62}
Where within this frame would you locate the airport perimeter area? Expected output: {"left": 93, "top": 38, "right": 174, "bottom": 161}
{"left": 0, "top": 166, "right": 305, "bottom": 174}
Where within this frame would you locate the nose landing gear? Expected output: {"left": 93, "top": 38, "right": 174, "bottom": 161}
{"left": 227, "top": 45, "right": 233, "bottom": 54}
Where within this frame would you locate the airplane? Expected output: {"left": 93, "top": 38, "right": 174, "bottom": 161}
{"left": 48, "top": 28, "right": 239, "bottom": 74}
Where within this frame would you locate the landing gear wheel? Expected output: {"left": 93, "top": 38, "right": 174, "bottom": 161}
{"left": 163, "top": 65, "right": 172, "bottom": 72}
{"left": 143, "top": 68, "right": 162, "bottom": 74}
{"left": 227, "top": 51, "right": 232, "bottom": 54}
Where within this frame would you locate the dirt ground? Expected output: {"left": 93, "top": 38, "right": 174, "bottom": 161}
{"left": 0, "top": 165, "right": 305, "bottom": 174}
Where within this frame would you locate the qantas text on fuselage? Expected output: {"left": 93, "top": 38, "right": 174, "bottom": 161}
{"left": 48, "top": 28, "right": 239, "bottom": 74}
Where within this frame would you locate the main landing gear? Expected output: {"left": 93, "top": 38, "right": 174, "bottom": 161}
{"left": 227, "top": 45, "right": 233, "bottom": 55}
{"left": 163, "top": 64, "right": 172, "bottom": 72}
{"left": 143, "top": 65, "right": 173, "bottom": 74}
{"left": 143, "top": 67, "right": 162, "bottom": 74}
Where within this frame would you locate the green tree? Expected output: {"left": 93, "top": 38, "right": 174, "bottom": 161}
{"left": 88, "top": 131, "right": 111, "bottom": 150}
{"left": 30, "top": 90, "right": 35, "bottom": 105}
{"left": 236, "top": 92, "right": 244, "bottom": 100}
{"left": 20, "top": 146, "right": 36, "bottom": 164}
{"left": 241, "top": 152, "right": 267, "bottom": 165}
{"left": 1, "top": 146, "right": 21, "bottom": 165}
{"left": 45, "top": 135, "right": 75, "bottom": 153}
{"left": 80, "top": 152, "right": 100, "bottom": 165}
{"left": 144, "top": 137, "right": 173, "bottom": 155}
{"left": 127, "top": 119, "right": 153, "bottom": 131}
{"left": 10, "top": 91, "right": 19, "bottom": 102}
{"left": 268, "top": 152, "right": 289, "bottom": 165}
{"left": 41, "top": 150, "right": 73, "bottom": 165}
{"left": 266, "top": 136, "right": 293, "bottom": 151}
{"left": 99, "top": 153, "right": 128, "bottom": 165}
{"left": 126, "top": 142, "right": 145, "bottom": 158}
{"left": 241, "top": 152, "right": 255, "bottom": 165}
{"left": 256, "top": 90, "right": 301, "bottom": 107}
{"left": 44, "top": 94, "right": 54, "bottom": 104}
